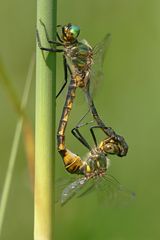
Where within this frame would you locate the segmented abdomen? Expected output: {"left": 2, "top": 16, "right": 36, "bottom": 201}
{"left": 59, "top": 149, "right": 84, "bottom": 174}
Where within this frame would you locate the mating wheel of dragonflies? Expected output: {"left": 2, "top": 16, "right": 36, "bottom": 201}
{"left": 36, "top": 21, "right": 128, "bottom": 159}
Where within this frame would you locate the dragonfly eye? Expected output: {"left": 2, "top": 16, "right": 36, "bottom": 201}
{"left": 102, "top": 142, "right": 120, "bottom": 155}
{"left": 62, "top": 23, "right": 80, "bottom": 42}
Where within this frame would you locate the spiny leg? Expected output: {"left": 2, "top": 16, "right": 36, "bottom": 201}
{"left": 71, "top": 110, "right": 95, "bottom": 151}
{"left": 36, "top": 26, "right": 68, "bottom": 98}
{"left": 90, "top": 126, "right": 99, "bottom": 147}
{"left": 39, "top": 19, "right": 63, "bottom": 46}
{"left": 36, "top": 29, "right": 63, "bottom": 53}
{"left": 56, "top": 24, "right": 64, "bottom": 43}
{"left": 71, "top": 128, "right": 92, "bottom": 151}
{"left": 57, "top": 32, "right": 63, "bottom": 43}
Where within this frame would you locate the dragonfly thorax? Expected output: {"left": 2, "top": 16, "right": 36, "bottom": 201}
{"left": 82, "top": 149, "right": 109, "bottom": 177}
{"left": 64, "top": 41, "right": 93, "bottom": 89}
{"left": 64, "top": 40, "right": 93, "bottom": 73}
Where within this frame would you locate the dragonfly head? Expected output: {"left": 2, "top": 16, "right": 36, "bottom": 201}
{"left": 62, "top": 23, "right": 80, "bottom": 43}
{"left": 99, "top": 137, "right": 125, "bottom": 157}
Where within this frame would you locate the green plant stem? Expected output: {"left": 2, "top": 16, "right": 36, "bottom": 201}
{"left": 34, "top": 0, "right": 57, "bottom": 239}
{"left": 0, "top": 55, "right": 35, "bottom": 237}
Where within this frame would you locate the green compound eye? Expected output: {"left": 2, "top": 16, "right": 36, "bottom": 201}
{"left": 62, "top": 23, "right": 80, "bottom": 42}
{"left": 69, "top": 25, "right": 80, "bottom": 38}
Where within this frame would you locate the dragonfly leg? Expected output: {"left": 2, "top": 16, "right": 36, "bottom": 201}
{"left": 75, "top": 109, "right": 93, "bottom": 128}
{"left": 36, "top": 29, "right": 63, "bottom": 53}
{"left": 71, "top": 110, "right": 95, "bottom": 149}
{"left": 90, "top": 125, "right": 116, "bottom": 147}
{"left": 39, "top": 19, "right": 63, "bottom": 46}
{"left": 56, "top": 24, "right": 64, "bottom": 43}
{"left": 71, "top": 127, "right": 92, "bottom": 151}
{"left": 56, "top": 56, "right": 68, "bottom": 98}
{"left": 56, "top": 32, "right": 63, "bottom": 43}
{"left": 89, "top": 126, "right": 99, "bottom": 147}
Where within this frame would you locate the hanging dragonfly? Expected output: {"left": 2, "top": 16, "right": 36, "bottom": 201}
{"left": 36, "top": 21, "right": 128, "bottom": 158}
{"left": 56, "top": 121, "right": 134, "bottom": 205}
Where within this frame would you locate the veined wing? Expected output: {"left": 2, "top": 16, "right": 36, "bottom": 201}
{"left": 90, "top": 33, "right": 112, "bottom": 95}
{"left": 55, "top": 176, "right": 77, "bottom": 204}
{"left": 60, "top": 176, "right": 89, "bottom": 205}
{"left": 57, "top": 176, "right": 101, "bottom": 205}
{"left": 57, "top": 173, "right": 135, "bottom": 206}
{"left": 96, "top": 174, "right": 135, "bottom": 207}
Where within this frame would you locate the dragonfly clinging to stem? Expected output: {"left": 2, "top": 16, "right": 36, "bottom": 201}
{"left": 36, "top": 21, "right": 128, "bottom": 165}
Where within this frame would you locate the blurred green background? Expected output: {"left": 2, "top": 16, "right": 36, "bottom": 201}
{"left": 0, "top": 0, "right": 160, "bottom": 239}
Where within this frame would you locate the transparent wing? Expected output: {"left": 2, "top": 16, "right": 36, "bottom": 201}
{"left": 60, "top": 177, "right": 89, "bottom": 205}
{"left": 56, "top": 173, "right": 135, "bottom": 206}
{"left": 96, "top": 174, "right": 135, "bottom": 207}
{"left": 55, "top": 176, "right": 76, "bottom": 204}
{"left": 57, "top": 176, "right": 99, "bottom": 205}
{"left": 90, "top": 33, "right": 112, "bottom": 96}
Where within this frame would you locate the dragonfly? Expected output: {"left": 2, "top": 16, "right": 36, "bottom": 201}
{"left": 36, "top": 21, "right": 128, "bottom": 159}
{"left": 56, "top": 121, "right": 134, "bottom": 205}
